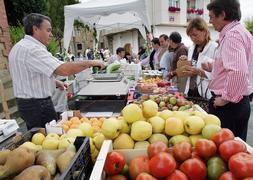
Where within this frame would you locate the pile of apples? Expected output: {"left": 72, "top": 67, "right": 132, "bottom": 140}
{"left": 103, "top": 128, "right": 253, "bottom": 180}
{"left": 136, "top": 78, "right": 170, "bottom": 94}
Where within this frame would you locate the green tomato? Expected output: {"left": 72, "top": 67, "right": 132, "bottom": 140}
{"left": 207, "top": 156, "right": 227, "bottom": 180}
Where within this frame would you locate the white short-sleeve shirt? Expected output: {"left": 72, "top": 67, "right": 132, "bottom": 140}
{"left": 9, "top": 35, "right": 64, "bottom": 98}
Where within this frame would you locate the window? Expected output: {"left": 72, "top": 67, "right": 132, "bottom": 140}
{"left": 168, "top": 0, "right": 180, "bottom": 8}
{"left": 77, "top": 43, "right": 82, "bottom": 50}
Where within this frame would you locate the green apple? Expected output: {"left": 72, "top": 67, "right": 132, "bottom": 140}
{"left": 118, "top": 118, "right": 130, "bottom": 133}
{"left": 58, "top": 138, "right": 72, "bottom": 149}
{"left": 134, "top": 141, "right": 150, "bottom": 149}
{"left": 142, "top": 100, "right": 158, "bottom": 118}
{"left": 31, "top": 133, "right": 45, "bottom": 145}
{"left": 122, "top": 103, "right": 143, "bottom": 123}
{"left": 203, "top": 114, "right": 221, "bottom": 126}
{"left": 202, "top": 124, "right": 221, "bottom": 139}
{"left": 184, "top": 116, "right": 205, "bottom": 135}
{"left": 189, "top": 135, "right": 204, "bottom": 146}
{"left": 159, "top": 109, "right": 174, "bottom": 120}
{"left": 168, "top": 135, "right": 190, "bottom": 147}
{"left": 173, "top": 111, "right": 190, "bottom": 123}
{"left": 101, "top": 118, "right": 121, "bottom": 139}
{"left": 148, "top": 133, "right": 168, "bottom": 146}
{"left": 130, "top": 121, "right": 152, "bottom": 141}
{"left": 42, "top": 138, "right": 59, "bottom": 150}
{"left": 78, "top": 122, "right": 94, "bottom": 137}
{"left": 93, "top": 132, "right": 105, "bottom": 149}
{"left": 45, "top": 133, "right": 59, "bottom": 140}
{"left": 169, "top": 97, "right": 177, "bottom": 105}
{"left": 149, "top": 116, "right": 165, "bottom": 133}
{"left": 66, "top": 129, "right": 84, "bottom": 138}
{"left": 59, "top": 134, "right": 68, "bottom": 140}
{"left": 113, "top": 133, "right": 134, "bottom": 149}
{"left": 165, "top": 117, "right": 184, "bottom": 136}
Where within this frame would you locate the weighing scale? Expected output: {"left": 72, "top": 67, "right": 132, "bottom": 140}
{"left": 0, "top": 119, "right": 19, "bottom": 143}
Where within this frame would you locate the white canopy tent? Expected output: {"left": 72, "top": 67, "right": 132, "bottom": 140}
{"left": 64, "top": 0, "right": 151, "bottom": 50}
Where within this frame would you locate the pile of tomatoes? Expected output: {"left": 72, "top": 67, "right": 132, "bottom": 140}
{"left": 103, "top": 128, "right": 253, "bottom": 180}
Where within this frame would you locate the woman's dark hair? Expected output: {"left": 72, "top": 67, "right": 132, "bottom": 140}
{"left": 207, "top": 0, "right": 241, "bottom": 21}
{"left": 23, "top": 13, "right": 51, "bottom": 35}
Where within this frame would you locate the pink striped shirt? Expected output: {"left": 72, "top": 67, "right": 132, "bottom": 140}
{"left": 209, "top": 21, "right": 253, "bottom": 103}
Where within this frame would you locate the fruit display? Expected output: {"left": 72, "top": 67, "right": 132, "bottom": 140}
{"left": 102, "top": 128, "right": 253, "bottom": 180}
{"left": 136, "top": 77, "right": 170, "bottom": 94}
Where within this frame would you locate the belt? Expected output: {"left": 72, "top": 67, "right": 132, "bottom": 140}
{"left": 16, "top": 96, "right": 51, "bottom": 101}
{"left": 211, "top": 92, "right": 249, "bottom": 99}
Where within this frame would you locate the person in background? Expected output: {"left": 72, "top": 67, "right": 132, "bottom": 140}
{"left": 141, "top": 38, "right": 160, "bottom": 70}
{"left": 183, "top": 17, "right": 218, "bottom": 101}
{"left": 108, "top": 47, "right": 126, "bottom": 64}
{"left": 168, "top": 32, "right": 188, "bottom": 92}
{"left": 159, "top": 46, "right": 174, "bottom": 78}
{"left": 138, "top": 46, "right": 147, "bottom": 61}
{"left": 8, "top": 13, "right": 104, "bottom": 130}
{"left": 157, "top": 34, "right": 169, "bottom": 69}
{"left": 124, "top": 43, "right": 137, "bottom": 63}
{"left": 202, "top": 0, "right": 253, "bottom": 141}
{"left": 103, "top": 47, "right": 111, "bottom": 62}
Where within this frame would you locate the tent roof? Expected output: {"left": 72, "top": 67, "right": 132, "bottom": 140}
{"left": 64, "top": 0, "right": 151, "bottom": 50}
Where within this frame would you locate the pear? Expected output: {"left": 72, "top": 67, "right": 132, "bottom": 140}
{"left": 56, "top": 146, "right": 76, "bottom": 174}
{"left": 101, "top": 118, "right": 121, "bottom": 139}
{"left": 113, "top": 133, "right": 134, "bottom": 149}
{"left": 36, "top": 149, "right": 65, "bottom": 175}
{"left": 134, "top": 141, "right": 150, "bottom": 149}
{"left": 130, "top": 121, "right": 152, "bottom": 141}
{"left": 118, "top": 118, "right": 130, "bottom": 133}
{"left": 78, "top": 122, "right": 94, "bottom": 137}
{"left": 148, "top": 134, "right": 169, "bottom": 146}
{"left": 168, "top": 135, "right": 190, "bottom": 147}
{"left": 165, "top": 117, "right": 184, "bottom": 136}
{"left": 149, "top": 116, "right": 165, "bottom": 133}
{"left": 14, "top": 165, "right": 50, "bottom": 180}
{"left": 0, "top": 147, "right": 35, "bottom": 179}
{"left": 142, "top": 100, "right": 158, "bottom": 118}
{"left": 122, "top": 103, "right": 143, "bottom": 123}
{"left": 184, "top": 116, "right": 205, "bottom": 135}
{"left": 203, "top": 114, "right": 221, "bottom": 126}
{"left": 159, "top": 109, "right": 174, "bottom": 120}
{"left": 0, "top": 149, "right": 10, "bottom": 165}
{"left": 93, "top": 132, "right": 105, "bottom": 150}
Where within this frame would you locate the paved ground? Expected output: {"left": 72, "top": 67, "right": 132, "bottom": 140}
{"left": 246, "top": 102, "right": 253, "bottom": 146}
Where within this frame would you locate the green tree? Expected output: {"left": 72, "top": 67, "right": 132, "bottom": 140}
{"left": 245, "top": 18, "right": 253, "bottom": 35}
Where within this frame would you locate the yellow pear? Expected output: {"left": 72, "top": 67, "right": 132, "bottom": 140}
{"left": 159, "top": 109, "right": 174, "bottom": 120}
{"left": 78, "top": 122, "right": 94, "bottom": 137}
{"left": 122, "top": 103, "right": 143, "bottom": 123}
{"left": 203, "top": 114, "right": 221, "bottom": 126}
{"left": 149, "top": 116, "right": 165, "bottom": 133}
{"left": 31, "top": 133, "right": 45, "bottom": 145}
{"left": 134, "top": 141, "right": 150, "bottom": 149}
{"left": 101, "top": 118, "right": 121, "bottom": 139}
{"left": 184, "top": 116, "right": 205, "bottom": 135}
{"left": 165, "top": 117, "right": 184, "bottom": 136}
{"left": 93, "top": 132, "right": 105, "bottom": 149}
{"left": 113, "top": 133, "right": 134, "bottom": 149}
{"left": 142, "top": 100, "right": 158, "bottom": 118}
{"left": 130, "top": 121, "right": 152, "bottom": 141}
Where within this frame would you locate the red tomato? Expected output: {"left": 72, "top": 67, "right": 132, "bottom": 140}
{"left": 243, "top": 178, "right": 253, "bottom": 180}
{"left": 219, "top": 171, "right": 238, "bottom": 180}
{"left": 173, "top": 141, "right": 192, "bottom": 162}
{"left": 195, "top": 139, "right": 217, "bottom": 159}
{"left": 212, "top": 128, "right": 235, "bottom": 147}
{"left": 105, "top": 174, "right": 127, "bottom": 180}
{"left": 104, "top": 152, "right": 126, "bottom": 175}
{"left": 219, "top": 140, "right": 247, "bottom": 161}
{"left": 147, "top": 141, "right": 168, "bottom": 158}
{"left": 180, "top": 158, "right": 207, "bottom": 180}
{"left": 229, "top": 152, "right": 253, "bottom": 179}
{"left": 136, "top": 172, "right": 157, "bottom": 180}
{"left": 166, "top": 170, "right": 188, "bottom": 180}
{"left": 149, "top": 152, "right": 176, "bottom": 178}
{"left": 129, "top": 155, "right": 150, "bottom": 179}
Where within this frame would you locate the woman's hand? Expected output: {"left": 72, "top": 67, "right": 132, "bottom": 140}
{"left": 183, "top": 65, "right": 199, "bottom": 77}
{"left": 201, "top": 62, "right": 213, "bottom": 72}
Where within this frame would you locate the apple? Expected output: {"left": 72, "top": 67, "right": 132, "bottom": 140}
{"left": 134, "top": 141, "right": 150, "bottom": 149}
{"left": 184, "top": 116, "right": 205, "bottom": 135}
{"left": 172, "top": 106, "right": 179, "bottom": 111}
{"left": 58, "top": 138, "right": 72, "bottom": 149}
{"left": 89, "top": 138, "right": 96, "bottom": 154}
{"left": 169, "top": 97, "right": 177, "bottom": 105}
{"left": 42, "top": 138, "right": 59, "bottom": 150}
{"left": 173, "top": 111, "right": 190, "bottom": 123}
{"left": 101, "top": 118, "right": 121, "bottom": 139}
{"left": 59, "top": 134, "right": 68, "bottom": 140}
{"left": 129, "top": 156, "right": 150, "bottom": 179}
{"left": 203, "top": 114, "right": 221, "bottom": 126}
{"left": 113, "top": 133, "right": 134, "bottom": 149}
{"left": 168, "top": 135, "right": 190, "bottom": 147}
{"left": 149, "top": 116, "right": 165, "bottom": 133}
{"left": 165, "top": 117, "right": 184, "bottom": 136}
{"left": 142, "top": 100, "right": 158, "bottom": 118}
{"left": 202, "top": 124, "right": 221, "bottom": 139}
{"left": 66, "top": 128, "right": 84, "bottom": 138}
{"left": 93, "top": 132, "right": 105, "bottom": 149}
{"left": 159, "top": 109, "right": 174, "bottom": 120}
{"left": 148, "top": 133, "right": 168, "bottom": 146}
{"left": 189, "top": 135, "right": 204, "bottom": 146}
{"left": 130, "top": 121, "right": 152, "bottom": 141}
{"left": 118, "top": 118, "right": 130, "bottom": 134}
{"left": 159, "top": 101, "right": 166, "bottom": 108}
{"left": 78, "top": 122, "right": 94, "bottom": 137}
{"left": 31, "top": 133, "right": 45, "bottom": 145}
{"left": 20, "top": 142, "right": 42, "bottom": 152}
{"left": 45, "top": 133, "right": 59, "bottom": 140}
{"left": 122, "top": 103, "right": 143, "bottom": 123}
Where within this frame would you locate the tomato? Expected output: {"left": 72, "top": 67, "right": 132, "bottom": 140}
{"left": 228, "top": 152, "right": 253, "bottom": 179}
{"left": 219, "top": 140, "right": 247, "bottom": 161}
{"left": 129, "top": 155, "right": 150, "bottom": 179}
{"left": 243, "top": 178, "right": 253, "bottom": 180}
{"left": 180, "top": 158, "right": 207, "bottom": 180}
{"left": 219, "top": 171, "right": 238, "bottom": 180}
{"left": 136, "top": 172, "right": 157, "bottom": 180}
{"left": 104, "top": 152, "right": 126, "bottom": 175}
{"left": 147, "top": 141, "right": 168, "bottom": 158}
{"left": 195, "top": 139, "right": 217, "bottom": 159}
{"left": 173, "top": 141, "right": 192, "bottom": 162}
{"left": 166, "top": 170, "right": 188, "bottom": 180}
{"left": 105, "top": 174, "right": 127, "bottom": 180}
{"left": 212, "top": 128, "right": 235, "bottom": 147}
{"left": 207, "top": 156, "right": 227, "bottom": 180}
{"left": 149, "top": 152, "right": 176, "bottom": 178}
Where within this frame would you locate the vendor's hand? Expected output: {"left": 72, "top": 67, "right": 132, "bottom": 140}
{"left": 179, "top": 55, "right": 188, "bottom": 61}
{"left": 168, "top": 71, "right": 176, "bottom": 80}
{"left": 90, "top": 60, "right": 105, "bottom": 70}
{"left": 201, "top": 62, "right": 213, "bottom": 72}
{"left": 55, "top": 80, "right": 67, "bottom": 91}
{"left": 214, "top": 97, "right": 229, "bottom": 107}
{"left": 183, "top": 65, "right": 198, "bottom": 77}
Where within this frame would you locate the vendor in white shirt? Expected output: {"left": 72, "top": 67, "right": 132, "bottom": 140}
{"left": 8, "top": 13, "right": 104, "bottom": 130}
{"left": 108, "top": 47, "right": 126, "bottom": 64}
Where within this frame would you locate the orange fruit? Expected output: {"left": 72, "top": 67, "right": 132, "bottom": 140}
{"left": 92, "top": 126, "right": 101, "bottom": 133}
{"left": 80, "top": 117, "right": 89, "bottom": 123}
{"left": 70, "top": 123, "right": 80, "bottom": 129}
{"left": 62, "top": 124, "right": 69, "bottom": 132}
{"left": 90, "top": 117, "right": 98, "bottom": 122}
{"left": 70, "top": 117, "right": 80, "bottom": 123}
{"left": 64, "top": 121, "right": 72, "bottom": 127}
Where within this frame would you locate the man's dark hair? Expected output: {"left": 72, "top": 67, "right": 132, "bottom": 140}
{"left": 23, "top": 13, "right": 51, "bottom": 35}
{"left": 116, "top": 47, "right": 125, "bottom": 54}
{"left": 169, "top": 32, "right": 182, "bottom": 44}
{"left": 207, "top": 0, "right": 241, "bottom": 21}
{"left": 159, "top": 34, "right": 169, "bottom": 41}
{"left": 151, "top": 38, "right": 160, "bottom": 45}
